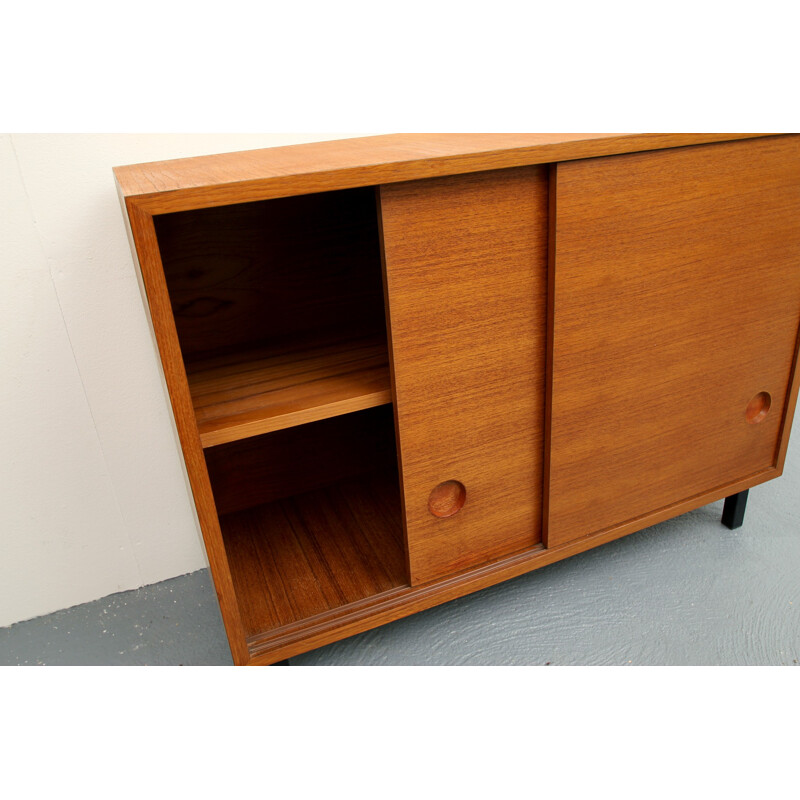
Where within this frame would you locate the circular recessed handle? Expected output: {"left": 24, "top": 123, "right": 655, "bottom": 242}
{"left": 428, "top": 480, "right": 466, "bottom": 518}
{"left": 745, "top": 391, "right": 771, "bottom": 424}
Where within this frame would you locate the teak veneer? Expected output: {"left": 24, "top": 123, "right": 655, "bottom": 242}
{"left": 188, "top": 335, "right": 391, "bottom": 447}
{"left": 115, "top": 133, "right": 800, "bottom": 665}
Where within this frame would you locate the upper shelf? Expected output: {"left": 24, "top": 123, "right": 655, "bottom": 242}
{"left": 187, "top": 336, "right": 392, "bottom": 448}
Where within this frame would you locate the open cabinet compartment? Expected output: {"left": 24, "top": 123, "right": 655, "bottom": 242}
{"left": 205, "top": 407, "right": 408, "bottom": 642}
{"left": 151, "top": 186, "right": 410, "bottom": 654}
{"left": 154, "top": 186, "right": 392, "bottom": 447}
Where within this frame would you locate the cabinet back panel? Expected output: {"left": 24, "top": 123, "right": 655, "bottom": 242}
{"left": 153, "top": 188, "right": 387, "bottom": 363}
{"left": 380, "top": 167, "right": 549, "bottom": 585}
{"left": 547, "top": 136, "right": 800, "bottom": 547}
{"left": 204, "top": 405, "right": 398, "bottom": 515}
{"left": 222, "top": 470, "right": 407, "bottom": 639}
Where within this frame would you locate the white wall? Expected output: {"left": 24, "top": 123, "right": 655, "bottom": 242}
{"left": 0, "top": 134, "right": 366, "bottom": 627}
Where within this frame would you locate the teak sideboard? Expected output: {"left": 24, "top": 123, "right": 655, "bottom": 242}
{"left": 115, "top": 133, "right": 800, "bottom": 665}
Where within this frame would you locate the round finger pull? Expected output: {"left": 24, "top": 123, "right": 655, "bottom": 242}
{"left": 745, "top": 391, "right": 771, "bottom": 424}
{"left": 428, "top": 480, "right": 466, "bottom": 518}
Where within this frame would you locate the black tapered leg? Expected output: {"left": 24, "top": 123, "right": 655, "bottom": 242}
{"left": 721, "top": 489, "right": 749, "bottom": 530}
{"left": 272, "top": 659, "right": 290, "bottom": 666}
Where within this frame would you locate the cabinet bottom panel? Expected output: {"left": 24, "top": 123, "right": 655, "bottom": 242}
{"left": 221, "top": 470, "right": 408, "bottom": 639}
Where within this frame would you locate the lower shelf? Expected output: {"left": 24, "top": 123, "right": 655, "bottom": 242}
{"left": 221, "top": 470, "right": 408, "bottom": 639}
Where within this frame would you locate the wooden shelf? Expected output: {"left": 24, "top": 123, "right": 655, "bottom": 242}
{"left": 186, "top": 336, "right": 391, "bottom": 447}
{"left": 220, "top": 471, "right": 407, "bottom": 639}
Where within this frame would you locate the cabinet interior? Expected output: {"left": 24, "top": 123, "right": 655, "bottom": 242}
{"left": 154, "top": 187, "right": 391, "bottom": 447}
{"left": 205, "top": 407, "right": 406, "bottom": 637}
{"left": 153, "top": 188, "right": 409, "bottom": 640}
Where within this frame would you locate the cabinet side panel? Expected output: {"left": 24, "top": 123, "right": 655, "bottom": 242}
{"left": 125, "top": 201, "right": 250, "bottom": 664}
{"left": 380, "top": 167, "right": 549, "bottom": 585}
{"left": 548, "top": 136, "right": 800, "bottom": 548}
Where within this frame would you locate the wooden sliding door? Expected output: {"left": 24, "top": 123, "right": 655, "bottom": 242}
{"left": 547, "top": 136, "right": 800, "bottom": 548}
{"left": 380, "top": 167, "right": 549, "bottom": 584}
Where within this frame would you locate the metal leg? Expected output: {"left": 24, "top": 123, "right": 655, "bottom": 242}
{"left": 721, "top": 489, "right": 749, "bottom": 530}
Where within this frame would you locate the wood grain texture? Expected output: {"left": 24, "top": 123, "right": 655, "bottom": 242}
{"left": 121, "top": 197, "right": 250, "bottom": 664}
{"left": 188, "top": 336, "right": 390, "bottom": 447}
{"left": 154, "top": 188, "right": 386, "bottom": 363}
{"left": 221, "top": 471, "right": 407, "bottom": 638}
{"left": 205, "top": 405, "right": 397, "bottom": 515}
{"left": 114, "top": 134, "right": 778, "bottom": 214}
{"left": 547, "top": 136, "right": 800, "bottom": 548}
{"left": 380, "top": 167, "right": 549, "bottom": 585}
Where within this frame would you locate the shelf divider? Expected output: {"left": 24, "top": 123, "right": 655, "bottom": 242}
{"left": 187, "top": 335, "right": 392, "bottom": 448}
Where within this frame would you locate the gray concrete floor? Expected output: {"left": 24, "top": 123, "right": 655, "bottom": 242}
{"left": 0, "top": 569, "right": 234, "bottom": 666}
{"left": 3, "top": 440, "right": 799, "bottom": 666}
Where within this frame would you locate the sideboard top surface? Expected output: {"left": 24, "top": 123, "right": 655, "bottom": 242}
{"left": 113, "top": 133, "right": 781, "bottom": 214}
